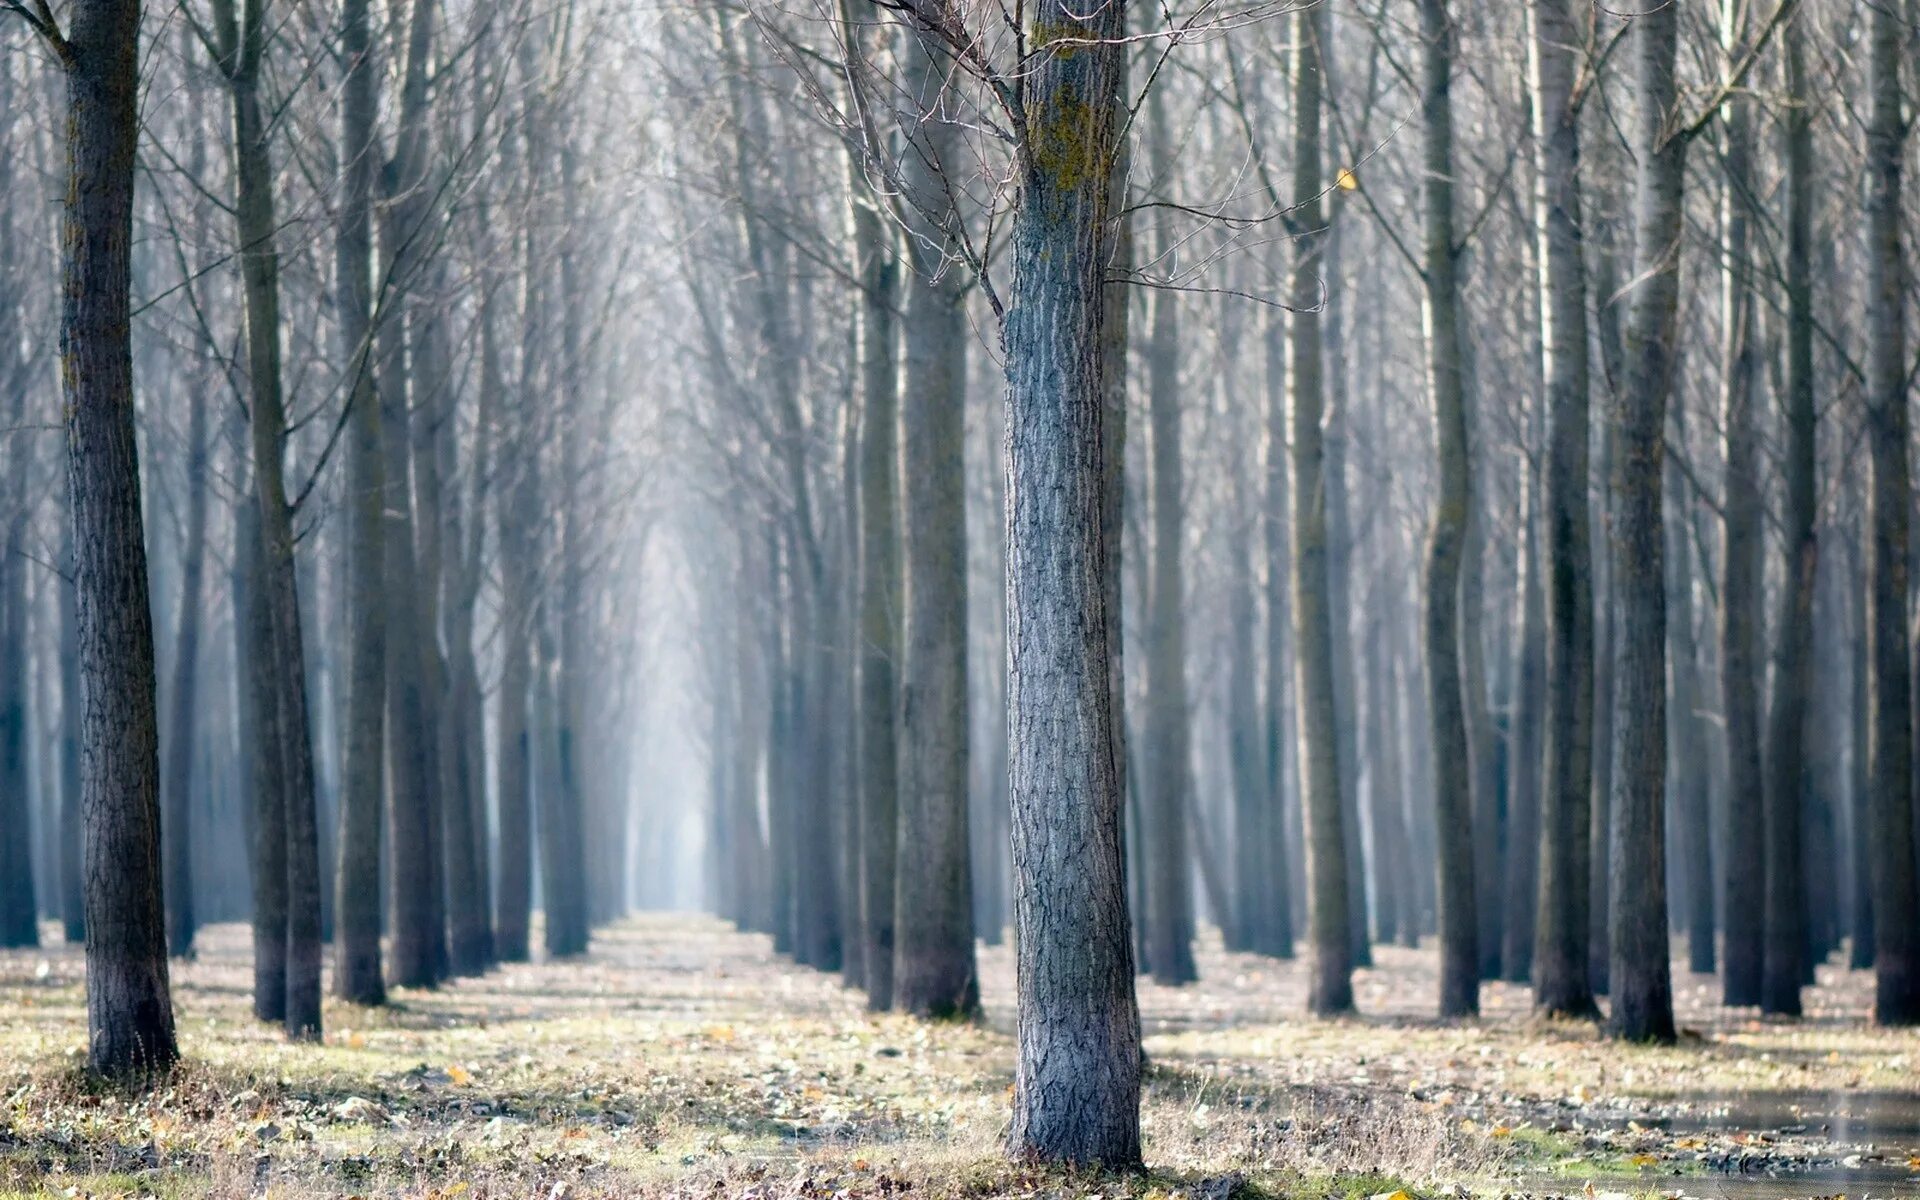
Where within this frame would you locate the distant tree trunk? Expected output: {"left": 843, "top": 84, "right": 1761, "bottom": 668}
{"left": 162, "top": 385, "right": 210, "bottom": 959}
{"left": 236, "top": 499, "right": 288, "bottom": 1023}
{"left": 853, "top": 183, "right": 900, "bottom": 1011}
{"left": 1258, "top": 313, "right": 1297, "bottom": 960}
{"left": 1292, "top": 1, "right": 1354, "bottom": 1018}
{"left": 1849, "top": 523, "right": 1874, "bottom": 969}
{"left": 1863, "top": 0, "right": 1917, "bottom": 1026}
{"left": 1003, "top": 0, "right": 1141, "bottom": 1160}
{"left": 1144, "top": 92, "right": 1198, "bottom": 986}
{"left": 0, "top": 476, "right": 33, "bottom": 950}
{"left": 1228, "top": 454, "right": 1267, "bottom": 953}
{"left": 892, "top": 30, "right": 977, "bottom": 1017}
{"left": 332, "top": 0, "right": 385, "bottom": 1006}
{"left": 1419, "top": 0, "right": 1477, "bottom": 1019}
{"left": 1607, "top": 0, "right": 1680, "bottom": 1043}
{"left": 1715, "top": 12, "right": 1765, "bottom": 1007}
{"left": 1322, "top": 242, "right": 1368, "bottom": 968}
{"left": 1589, "top": 242, "right": 1626, "bottom": 998}
{"left": 1664, "top": 412, "right": 1714, "bottom": 976}
{"left": 1530, "top": 0, "right": 1597, "bottom": 1016}
{"left": 59, "top": 525, "right": 85, "bottom": 945}
{"left": 1503, "top": 473, "right": 1546, "bottom": 984}
{"left": 1761, "top": 28, "right": 1816, "bottom": 1017}
{"left": 49, "top": 0, "right": 179, "bottom": 1077}
{"left": 1464, "top": 505, "right": 1502, "bottom": 984}
{"left": 1366, "top": 614, "right": 1412, "bottom": 947}
{"left": 206, "top": 0, "right": 325, "bottom": 1037}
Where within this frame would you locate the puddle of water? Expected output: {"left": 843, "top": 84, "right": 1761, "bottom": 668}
{"left": 1511, "top": 1092, "right": 1920, "bottom": 1199}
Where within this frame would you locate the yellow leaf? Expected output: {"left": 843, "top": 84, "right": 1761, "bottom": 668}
{"left": 803, "top": 1084, "right": 825, "bottom": 1102}
{"left": 705, "top": 1024, "right": 737, "bottom": 1042}
{"left": 853, "top": 1159, "right": 871, "bottom": 1172}
{"left": 447, "top": 1065, "right": 473, "bottom": 1087}
{"left": 1631, "top": 1154, "right": 1659, "bottom": 1167}
{"left": 1335, "top": 168, "right": 1359, "bottom": 191}
{"left": 1367, "top": 1191, "right": 1414, "bottom": 1200}
{"left": 346, "top": 1032, "right": 368, "bottom": 1049}
{"left": 1490, "top": 1126, "right": 1513, "bottom": 1137}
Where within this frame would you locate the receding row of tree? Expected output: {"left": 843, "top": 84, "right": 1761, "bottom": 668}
{"left": 2, "top": 0, "right": 1917, "bottom": 1169}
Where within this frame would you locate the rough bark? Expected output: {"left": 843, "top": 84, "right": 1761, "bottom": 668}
{"left": 1259, "top": 314, "right": 1297, "bottom": 960}
{"left": 56, "top": 0, "right": 180, "bottom": 1073}
{"left": 1003, "top": 0, "right": 1141, "bottom": 1160}
{"left": 1503, "top": 473, "right": 1546, "bottom": 984}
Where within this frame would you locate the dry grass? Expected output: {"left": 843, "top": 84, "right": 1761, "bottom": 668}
{"left": 0, "top": 916, "right": 1912, "bottom": 1198}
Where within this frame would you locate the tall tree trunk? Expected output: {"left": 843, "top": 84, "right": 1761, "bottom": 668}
{"left": 1504, "top": 471, "right": 1546, "bottom": 983}
{"left": 1420, "top": 0, "right": 1478, "bottom": 1019}
{"left": 1293, "top": 0, "right": 1354, "bottom": 1017}
{"left": 1715, "top": 1, "right": 1765, "bottom": 1006}
{"left": 0, "top": 396, "right": 35, "bottom": 950}
{"left": 53, "top": 0, "right": 179, "bottom": 1076}
{"left": 1228, "top": 449, "right": 1267, "bottom": 953}
{"left": 59, "top": 523, "right": 85, "bottom": 945}
{"left": 1607, "top": 0, "right": 1680, "bottom": 1043}
{"left": 1144, "top": 91, "right": 1197, "bottom": 986}
{"left": 1849, "top": 521, "right": 1875, "bottom": 969}
{"left": 891, "top": 31, "right": 978, "bottom": 1017}
{"left": 1530, "top": 0, "right": 1597, "bottom": 1016}
{"left": 1004, "top": 0, "right": 1141, "bottom": 1159}
{"left": 332, "top": 0, "right": 385, "bottom": 1005}
{"left": 1864, "top": 0, "right": 1916, "bottom": 1009}
{"left": 162, "top": 386, "right": 209, "bottom": 959}
{"left": 237, "top": 498, "right": 288, "bottom": 1023}
{"left": 1259, "top": 313, "right": 1297, "bottom": 960}
{"left": 1665, "top": 412, "right": 1714, "bottom": 975}
{"left": 853, "top": 168, "right": 900, "bottom": 1011}
{"left": 1761, "top": 27, "right": 1816, "bottom": 1016}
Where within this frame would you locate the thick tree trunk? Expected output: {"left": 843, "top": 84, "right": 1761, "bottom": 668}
{"left": 1530, "top": 0, "right": 1597, "bottom": 1016}
{"left": 1849, "top": 524, "right": 1874, "bottom": 969}
{"left": 1863, "top": 0, "right": 1917, "bottom": 1025}
{"left": 1004, "top": 0, "right": 1141, "bottom": 1160}
{"left": 1420, "top": 0, "right": 1477, "bottom": 1019}
{"left": 236, "top": 500, "right": 288, "bottom": 1023}
{"left": 1607, "top": 0, "right": 1680, "bottom": 1043}
{"left": 58, "top": 0, "right": 179, "bottom": 1075}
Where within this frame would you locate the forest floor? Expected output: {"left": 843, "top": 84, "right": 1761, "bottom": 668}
{"left": 2, "top": 915, "right": 1917, "bottom": 1200}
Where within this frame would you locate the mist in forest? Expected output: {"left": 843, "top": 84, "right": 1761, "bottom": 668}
{"left": 0, "top": 0, "right": 1918, "bottom": 1185}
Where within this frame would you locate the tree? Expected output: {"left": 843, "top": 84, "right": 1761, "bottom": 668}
{"left": 891, "top": 29, "right": 980, "bottom": 1018}
{"left": 1144, "top": 90, "right": 1198, "bottom": 988}
{"left": 1293, "top": 0, "right": 1354, "bottom": 1018}
{"left": 1003, "top": 0, "right": 1142, "bottom": 1161}
{"left": 332, "top": 0, "right": 386, "bottom": 1007}
{"left": 1863, "top": 0, "right": 1918, "bottom": 1026}
{"left": 7, "top": 0, "right": 182, "bottom": 1076}
{"left": 161, "top": 382, "right": 209, "bottom": 960}
{"left": 1529, "top": 0, "right": 1597, "bottom": 1018}
{"left": 1760, "top": 24, "right": 1816, "bottom": 1018}
{"left": 1715, "top": 0, "right": 1765, "bottom": 1009}
{"left": 1418, "top": 0, "right": 1477, "bottom": 1020}
{"left": 1606, "top": 0, "right": 1681, "bottom": 1044}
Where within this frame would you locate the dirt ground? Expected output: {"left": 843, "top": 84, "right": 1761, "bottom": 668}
{"left": 2, "top": 915, "right": 1915, "bottom": 1199}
